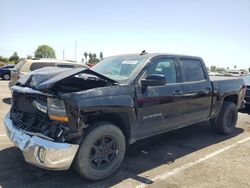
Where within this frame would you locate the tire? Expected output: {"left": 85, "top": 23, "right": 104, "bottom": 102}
{"left": 74, "top": 122, "right": 126, "bottom": 180}
{"left": 211, "top": 101, "right": 238, "bottom": 134}
{"left": 2, "top": 73, "right": 10, "bottom": 80}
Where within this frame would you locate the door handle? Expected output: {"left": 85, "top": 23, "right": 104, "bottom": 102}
{"left": 172, "top": 90, "right": 183, "bottom": 95}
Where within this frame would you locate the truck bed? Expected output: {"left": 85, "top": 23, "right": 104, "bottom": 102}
{"left": 210, "top": 76, "right": 245, "bottom": 110}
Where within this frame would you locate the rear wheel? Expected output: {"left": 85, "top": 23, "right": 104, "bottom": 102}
{"left": 74, "top": 122, "right": 126, "bottom": 180}
{"left": 2, "top": 73, "right": 10, "bottom": 80}
{"left": 211, "top": 101, "right": 238, "bottom": 134}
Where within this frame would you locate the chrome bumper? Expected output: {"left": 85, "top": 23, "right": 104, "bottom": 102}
{"left": 240, "top": 100, "right": 246, "bottom": 109}
{"left": 4, "top": 112, "right": 79, "bottom": 170}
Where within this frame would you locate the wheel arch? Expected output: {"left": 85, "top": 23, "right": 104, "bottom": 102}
{"left": 85, "top": 112, "right": 136, "bottom": 145}
{"left": 223, "top": 94, "right": 238, "bottom": 105}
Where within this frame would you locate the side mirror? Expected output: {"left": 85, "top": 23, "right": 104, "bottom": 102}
{"left": 141, "top": 74, "right": 166, "bottom": 87}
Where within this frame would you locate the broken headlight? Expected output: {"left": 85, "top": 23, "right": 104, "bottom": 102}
{"left": 47, "top": 98, "right": 68, "bottom": 123}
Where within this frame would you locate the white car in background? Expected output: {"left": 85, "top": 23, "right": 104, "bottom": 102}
{"left": 228, "top": 70, "right": 247, "bottom": 77}
{"left": 208, "top": 71, "right": 224, "bottom": 76}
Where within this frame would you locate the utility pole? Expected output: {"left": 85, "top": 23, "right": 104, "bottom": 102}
{"left": 75, "top": 40, "right": 77, "bottom": 62}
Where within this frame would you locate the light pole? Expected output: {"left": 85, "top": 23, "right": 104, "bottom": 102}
{"left": 75, "top": 40, "right": 77, "bottom": 62}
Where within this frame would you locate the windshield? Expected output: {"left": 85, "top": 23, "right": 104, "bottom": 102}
{"left": 91, "top": 56, "right": 148, "bottom": 82}
{"left": 244, "top": 76, "right": 250, "bottom": 85}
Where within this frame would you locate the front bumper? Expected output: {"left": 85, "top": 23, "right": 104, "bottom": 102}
{"left": 4, "top": 112, "right": 79, "bottom": 170}
{"left": 239, "top": 100, "right": 246, "bottom": 109}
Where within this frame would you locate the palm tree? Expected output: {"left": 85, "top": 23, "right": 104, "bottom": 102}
{"left": 88, "top": 53, "right": 93, "bottom": 64}
{"left": 89, "top": 53, "right": 93, "bottom": 60}
{"left": 84, "top": 52, "right": 88, "bottom": 62}
{"left": 100, "top": 52, "right": 103, "bottom": 60}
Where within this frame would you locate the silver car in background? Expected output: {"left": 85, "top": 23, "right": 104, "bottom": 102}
{"left": 244, "top": 76, "right": 250, "bottom": 107}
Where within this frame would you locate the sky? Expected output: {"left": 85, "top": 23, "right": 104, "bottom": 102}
{"left": 1, "top": 0, "right": 250, "bottom": 69}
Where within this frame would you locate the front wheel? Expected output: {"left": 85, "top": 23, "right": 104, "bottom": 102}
{"left": 211, "top": 101, "right": 238, "bottom": 134}
{"left": 74, "top": 122, "right": 126, "bottom": 180}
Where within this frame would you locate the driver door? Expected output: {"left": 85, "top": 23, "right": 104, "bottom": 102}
{"left": 136, "top": 57, "right": 183, "bottom": 138}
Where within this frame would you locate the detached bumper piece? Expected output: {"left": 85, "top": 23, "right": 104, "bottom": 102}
{"left": 4, "top": 112, "right": 79, "bottom": 170}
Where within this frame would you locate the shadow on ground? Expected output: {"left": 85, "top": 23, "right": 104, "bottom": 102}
{"left": 239, "top": 107, "right": 250, "bottom": 115}
{"left": 0, "top": 123, "right": 243, "bottom": 188}
{"left": 2, "top": 98, "right": 11, "bottom": 105}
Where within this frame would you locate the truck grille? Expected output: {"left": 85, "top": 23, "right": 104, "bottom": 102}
{"left": 12, "top": 92, "right": 47, "bottom": 113}
{"left": 16, "top": 121, "right": 40, "bottom": 133}
{"left": 9, "top": 89, "right": 68, "bottom": 141}
{"left": 10, "top": 92, "right": 49, "bottom": 134}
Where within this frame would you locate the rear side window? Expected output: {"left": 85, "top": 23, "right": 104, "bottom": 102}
{"left": 30, "top": 62, "right": 56, "bottom": 71}
{"left": 179, "top": 59, "right": 205, "bottom": 82}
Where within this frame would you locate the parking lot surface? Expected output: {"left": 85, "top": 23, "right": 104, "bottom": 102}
{"left": 0, "top": 81, "right": 250, "bottom": 188}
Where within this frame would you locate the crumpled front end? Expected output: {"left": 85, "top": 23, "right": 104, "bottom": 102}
{"left": 4, "top": 112, "right": 79, "bottom": 170}
{"left": 5, "top": 68, "right": 119, "bottom": 170}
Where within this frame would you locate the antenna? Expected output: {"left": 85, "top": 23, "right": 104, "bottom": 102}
{"left": 140, "top": 50, "right": 147, "bottom": 55}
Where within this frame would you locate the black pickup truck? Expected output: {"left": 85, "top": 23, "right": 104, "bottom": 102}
{"left": 4, "top": 53, "right": 246, "bottom": 180}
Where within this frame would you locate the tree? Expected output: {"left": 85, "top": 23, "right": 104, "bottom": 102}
{"left": 216, "top": 67, "right": 226, "bottom": 72}
{"left": 234, "top": 65, "right": 237, "bottom": 70}
{"left": 34, "top": 44, "right": 56, "bottom": 58}
{"left": 248, "top": 68, "right": 250, "bottom": 72}
{"left": 99, "top": 52, "right": 103, "bottom": 60}
{"left": 27, "top": 55, "right": 32, "bottom": 59}
{"left": 0, "top": 56, "right": 9, "bottom": 63}
{"left": 88, "top": 53, "right": 93, "bottom": 60}
{"left": 84, "top": 52, "right": 88, "bottom": 62}
{"left": 9, "top": 52, "right": 19, "bottom": 64}
{"left": 210, "top": 65, "right": 216, "bottom": 72}
{"left": 92, "top": 56, "right": 100, "bottom": 64}
{"left": 81, "top": 58, "right": 84, "bottom": 63}
{"left": 86, "top": 52, "right": 101, "bottom": 65}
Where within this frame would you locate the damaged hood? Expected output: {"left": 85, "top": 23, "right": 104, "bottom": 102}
{"left": 18, "top": 67, "right": 117, "bottom": 90}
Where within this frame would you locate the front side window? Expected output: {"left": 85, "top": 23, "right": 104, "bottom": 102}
{"left": 179, "top": 59, "right": 205, "bottom": 82}
{"left": 144, "top": 58, "right": 177, "bottom": 84}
